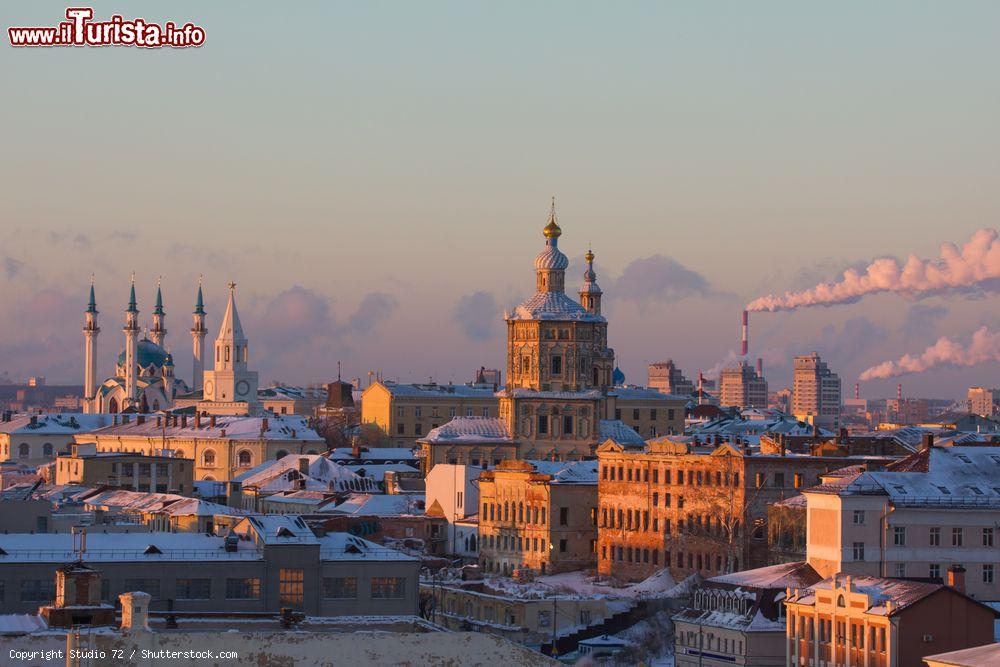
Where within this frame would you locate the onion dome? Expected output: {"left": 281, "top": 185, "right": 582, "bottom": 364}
{"left": 535, "top": 245, "right": 569, "bottom": 270}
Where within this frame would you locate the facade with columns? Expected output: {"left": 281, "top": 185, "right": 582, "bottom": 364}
{"left": 83, "top": 279, "right": 259, "bottom": 416}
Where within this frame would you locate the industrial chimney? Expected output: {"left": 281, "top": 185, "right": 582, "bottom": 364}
{"left": 741, "top": 310, "right": 749, "bottom": 357}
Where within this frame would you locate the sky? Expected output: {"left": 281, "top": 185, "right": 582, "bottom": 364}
{"left": 2, "top": 2, "right": 999, "bottom": 399}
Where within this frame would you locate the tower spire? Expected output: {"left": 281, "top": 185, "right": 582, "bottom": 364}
{"left": 579, "top": 245, "right": 603, "bottom": 315}
{"left": 153, "top": 276, "right": 164, "bottom": 315}
{"left": 127, "top": 271, "right": 138, "bottom": 313}
{"left": 83, "top": 275, "right": 100, "bottom": 410}
{"left": 190, "top": 277, "right": 208, "bottom": 392}
{"left": 194, "top": 274, "right": 205, "bottom": 315}
{"left": 150, "top": 276, "right": 167, "bottom": 347}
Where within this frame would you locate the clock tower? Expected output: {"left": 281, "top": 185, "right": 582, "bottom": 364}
{"left": 201, "top": 282, "right": 259, "bottom": 414}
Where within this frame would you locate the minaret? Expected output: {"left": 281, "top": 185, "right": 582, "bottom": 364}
{"left": 190, "top": 279, "right": 207, "bottom": 391}
{"left": 579, "top": 247, "right": 603, "bottom": 316}
{"left": 82, "top": 277, "right": 100, "bottom": 412}
{"left": 150, "top": 277, "right": 167, "bottom": 347}
{"left": 534, "top": 197, "right": 568, "bottom": 293}
{"left": 122, "top": 274, "right": 140, "bottom": 408}
{"left": 162, "top": 351, "right": 175, "bottom": 402}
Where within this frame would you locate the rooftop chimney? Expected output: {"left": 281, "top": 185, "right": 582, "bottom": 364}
{"left": 921, "top": 433, "right": 935, "bottom": 451}
{"left": 947, "top": 564, "right": 966, "bottom": 593}
{"left": 209, "top": 414, "right": 216, "bottom": 428}
{"left": 298, "top": 457, "right": 310, "bottom": 475}
{"left": 351, "top": 435, "right": 361, "bottom": 458}
{"left": 119, "top": 591, "right": 151, "bottom": 631}
{"left": 195, "top": 412, "right": 202, "bottom": 429}
{"left": 181, "top": 414, "right": 188, "bottom": 428}
{"left": 741, "top": 310, "right": 749, "bottom": 357}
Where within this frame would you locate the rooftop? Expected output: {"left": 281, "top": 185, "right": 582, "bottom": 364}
{"left": 421, "top": 417, "right": 513, "bottom": 444}
{"left": 325, "top": 493, "right": 425, "bottom": 517}
{"left": 0, "top": 413, "right": 113, "bottom": 435}
{"left": 0, "top": 531, "right": 260, "bottom": 562}
{"left": 922, "top": 643, "right": 1000, "bottom": 667}
{"left": 373, "top": 382, "right": 496, "bottom": 399}
{"left": 91, "top": 414, "right": 323, "bottom": 442}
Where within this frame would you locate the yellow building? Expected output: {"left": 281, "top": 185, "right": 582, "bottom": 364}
{"left": 54, "top": 442, "right": 193, "bottom": 494}
{"left": 478, "top": 459, "right": 598, "bottom": 576}
{"left": 361, "top": 381, "right": 498, "bottom": 447}
{"left": 0, "top": 413, "right": 113, "bottom": 466}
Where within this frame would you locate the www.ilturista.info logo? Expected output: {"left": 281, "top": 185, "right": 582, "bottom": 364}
{"left": 8, "top": 7, "right": 205, "bottom": 48}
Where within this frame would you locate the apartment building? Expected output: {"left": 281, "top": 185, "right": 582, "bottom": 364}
{"left": 361, "top": 381, "right": 499, "bottom": 447}
{"left": 54, "top": 442, "right": 193, "bottom": 494}
{"left": 803, "top": 441, "right": 1000, "bottom": 600}
{"left": 785, "top": 573, "right": 997, "bottom": 667}
{"left": 0, "top": 413, "right": 112, "bottom": 466}
{"left": 792, "top": 353, "right": 842, "bottom": 431}
{"left": 647, "top": 359, "right": 695, "bottom": 397}
{"left": 595, "top": 437, "right": 894, "bottom": 583}
{"left": 719, "top": 361, "right": 768, "bottom": 409}
{"left": 0, "top": 515, "right": 419, "bottom": 617}
{"left": 967, "top": 386, "right": 1000, "bottom": 418}
{"left": 478, "top": 459, "right": 598, "bottom": 575}
{"left": 611, "top": 387, "right": 687, "bottom": 437}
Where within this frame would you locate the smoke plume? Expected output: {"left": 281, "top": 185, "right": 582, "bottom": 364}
{"left": 858, "top": 326, "right": 1000, "bottom": 380}
{"left": 747, "top": 228, "right": 1000, "bottom": 312}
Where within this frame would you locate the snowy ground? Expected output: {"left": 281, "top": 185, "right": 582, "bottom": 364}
{"left": 481, "top": 569, "right": 699, "bottom": 601}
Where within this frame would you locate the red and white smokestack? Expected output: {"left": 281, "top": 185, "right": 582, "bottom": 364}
{"left": 854, "top": 382, "right": 860, "bottom": 400}
{"left": 741, "top": 310, "right": 749, "bottom": 357}
{"left": 897, "top": 383, "right": 903, "bottom": 401}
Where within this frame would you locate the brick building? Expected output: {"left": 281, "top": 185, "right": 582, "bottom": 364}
{"left": 595, "top": 437, "right": 895, "bottom": 583}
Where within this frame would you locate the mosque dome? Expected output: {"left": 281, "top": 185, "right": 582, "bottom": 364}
{"left": 117, "top": 338, "right": 169, "bottom": 370}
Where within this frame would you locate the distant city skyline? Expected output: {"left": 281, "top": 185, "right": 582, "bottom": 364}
{"left": 2, "top": 1, "right": 1000, "bottom": 398}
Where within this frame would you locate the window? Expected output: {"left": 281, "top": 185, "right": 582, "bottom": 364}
{"left": 237, "top": 450, "right": 252, "bottom": 467}
{"left": 20, "top": 579, "right": 55, "bottom": 603}
{"left": 893, "top": 526, "right": 906, "bottom": 546}
{"left": 774, "top": 472, "right": 785, "bottom": 488}
{"left": 397, "top": 422, "right": 405, "bottom": 435}
{"left": 559, "top": 539, "right": 567, "bottom": 552}
{"left": 42, "top": 443, "right": 53, "bottom": 457}
{"left": 560, "top": 507, "right": 568, "bottom": 526}
{"left": 323, "top": 577, "right": 358, "bottom": 599}
{"left": 18, "top": 443, "right": 29, "bottom": 459}
{"left": 537, "top": 415, "right": 548, "bottom": 435}
{"left": 563, "top": 415, "right": 573, "bottom": 435}
{"left": 650, "top": 409, "right": 657, "bottom": 421}
{"left": 176, "top": 579, "right": 211, "bottom": 600}
{"left": 983, "top": 528, "right": 994, "bottom": 547}
{"left": 853, "top": 510, "right": 865, "bottom": 525}
{"left": 156, "top": 463, "right": 168, "bottom": 476}
{"left": 632, "top": 409, "right": 640, "bottom": 421}
{"left": 929, "top": 563, "right": 941, "bottom": 579}
{"left": 984, "top": 564, "right": 995, "bottom": 584}
{"left": 894, "top": 563, "right": 906, "bottom": 577}
{"left": 371, "top": 577, "right": 405, "bottom": 599}
{"left": 202, "top": 450, "right": 216, "bottom": 467}
{"left": 279, "top": 569, "right": 304, "bottom": 608}
{"left": 755, "top": 472, "right": 766, "bottom": 488}
{"left": 952, "top": 527, "right": 963, "bottom": 547}
{"left": 225, "top": 578, "right": 261, "bottom": 599}
{"left": 852, "top": 542, "right": 865, "bottom": 561}
{"left": 929, "top": 527, "right": 941, "bottom": 546}
{"left": 124, "top": 578, "right": 160, "bottom": 599}
{"left": 414, "top": 423, "right": 422, "bottom": 436}
{"left": 551, "top": 356, "right": 562, "bottom": 375}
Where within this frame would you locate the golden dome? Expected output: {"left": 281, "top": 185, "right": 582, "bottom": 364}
{"left": 585, "top": 248, "right": 595, "bottom": 263}
{"left": 543, "top": 218, "right": 562, "bottom": 239}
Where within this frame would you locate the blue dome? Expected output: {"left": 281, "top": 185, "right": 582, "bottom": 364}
{"left": 118, "top": 338, "right": 169, "bottom": 369}
{"left": 612, "top": 367, "right": 626, "bottom": 386}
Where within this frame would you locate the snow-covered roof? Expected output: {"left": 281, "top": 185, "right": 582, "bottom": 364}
{"left": 806, "top": 445, "right": 1000, "bottom": 507}
{"left": 0, "top": 614, "right": 47, "bottom": 635}
{"left": 788, "top": 575, "right": 947, "bottom": 616}
{"left": 689, "top": 411, "right": 829, "bottom": 444}
{"left": 325, "top": 493, "right": 425, "bottom": 517}
{"left": 344, "top": 463, "right": 421, "bottom": 482}
{"left": 327, "top": 447, "right": 417, "bottom": 462}
{"left": 599, "top": 419, "right": 645, "bottom": 446}
{"left": 521, "top": 459, "right": 599, "bottom": 484}
{"left": 509, "top": 291, "right": 605, "bottom": 322}
{"left": 421, "top": 417, "right": 513, "bottom": 444}
{"left": 710, "top": 561, "right": 820, "bottom": 590}
{"left": 501, "top": 388, "right": 604, "bottom": 400}
{"left": 81, "top": 489, "right": 248, "bottom": 517}
{"left": 922, "top": 643, "right": 1000, "bottom": 667}
{"left": 235, "top": 515, "right": 317, "bottom": 545}
{"left": 258, "top": 385, "right": 327, "bottom": 401}
{"left": 92, "top": 414, "right": 323, "bottom": 442}
{"left": 375, "top": 382, "right": 496, "bottom": 399}
{"left": 318, "top": 532, "right": 419, "bottom": 562}
{"left": 233, "top": 454, "right": 377, "bottom": 494}
{"left": 0, "top": 531, "right": 260, "bottom": 562}
{"left": 0, "top": 413, "right": 113, "bottom": 435}
{"left": 610, "top": 387, "right": 686, "bottom": 402}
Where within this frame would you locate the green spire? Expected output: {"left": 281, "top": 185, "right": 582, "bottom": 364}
{"left": 86, "top": 282, "right": 98, "bottom": 314}
{"left": 126, "top": 278, "right": 138, "bottom": 314}
{"left": 153, "top": 278, "right": 164, "bottom": 315}
{"left": 194, "top": 282, "right": 205, "bottom": 315}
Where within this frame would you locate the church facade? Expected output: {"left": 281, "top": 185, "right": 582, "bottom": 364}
{"left": 83, "top": 280, "right": 259, "bottom": 416}
{"left": 419, "top": 203, "right": 648, "bottom": 467}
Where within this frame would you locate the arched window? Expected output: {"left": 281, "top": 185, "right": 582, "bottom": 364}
{"left": 108, "top": 397, "right": 118, "bottom": 413}
{"left": 225, "top": 346, "right": 230, "bottom": 362}
{"left": 237, "top": 450, "right": 252, "bottom": 467}
{"left": 18, "top": 443, "right": 30, "bottom": 458}
{"left": 42, "top": 443, "right": 53, "bottom": 457}
{"left": 275, "top": 450, "right": 289, "bottom": 460}
{"left": 202, "top": 449, "right": 216, "bottom": 467}
{"left": 469, "top": 534, "right": 477, "bottom": 552}
{"left": 837, "top": 594, "right": 846, "bottom": 607}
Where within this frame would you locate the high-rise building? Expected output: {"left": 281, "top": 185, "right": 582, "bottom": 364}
{"left": 967, "top": 386, "right": 1000, "bottom": 417}
{"left": 647, "top": 360, "right": 695, "bottom": 396}
{"left": 792, "top": 352, "right": 841, "bottom": 430}
{"left": 719, "top": 360, "right": 767, "bottom": 409}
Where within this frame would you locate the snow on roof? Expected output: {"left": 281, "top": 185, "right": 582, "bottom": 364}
{"left": 327, "top": 447, "right": 417, "bottom": 461}
{"left": 710, "top": 561, "right": 821, "bottom": 590}
{"left": 375, "top": 382, "right": 496, "bottom": 399}
{"left": 774, "top": 494, "right": 808, "bottom": 509}
{"left": 0, "top": 614, "right": 47, "bottom": 635}
{"left": 690, "top": 412, "right": 828, "bottom": 442}
{"left": 0, "top": 413, "right": 113, "bottom": 435}
{"left": 325, "top": 493, "right": 425, "bottom": 517}
{"left": 599, "top": 419, "right": 645, "bottom": 446}
{"left": 236, "top": 515, "right": 317, "bottom": 544}
{"left": 258, "top": 385, "right": 326, "bottom": 401}
{"left": 509, "top": 291, "right": 605, "bottom": 323}
{"left": 92, "top": 414, "right": 323, "bottom": 442}
{"left": 922, "top": 642, "right": 1000, "bottom": 667}
{"left": 79, "top": 489, "right": 247, "bottom": 517}
{"left": 318, "top": 532, "right": 418, "bottom": 562}
{"left": 343, "top": 463, "right": 420, "bottom": 482}
{"left": 808, "top": 445, "right": 1000, "bottom": 507}
{"left": 502, "top": 388, "right": 604, "bottom": 400}
{"left": 234, "top": 454, "right": 377, "bottom": 494}
{"left": 789, "top": 575, "right": 946, "bottom": 616}
{"left": 421, "top": 417, "right": 512, "bottom": 444}
{"left": 522, "top": 459, "right": 598, "bottom": 484}
{"left": 0, "top": 531, "right": 259, "bottom": 562}
{"left": 610, "top": 387, "right": 686, "bottom": 402}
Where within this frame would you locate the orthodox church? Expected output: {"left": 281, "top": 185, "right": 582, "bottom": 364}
{"left": 83, "top": 279, "right": 259, "bottom": 416}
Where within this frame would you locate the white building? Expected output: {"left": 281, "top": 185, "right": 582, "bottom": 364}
{"left": 425, "top": 464, "right": 481, "bottom": 559}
